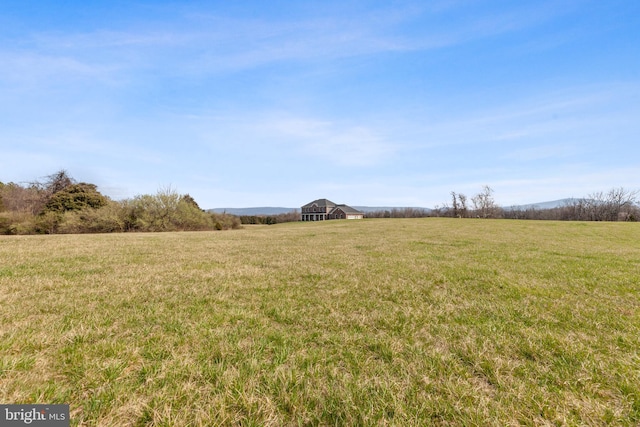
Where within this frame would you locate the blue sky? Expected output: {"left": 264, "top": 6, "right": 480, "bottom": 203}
{"left": 1, "top": 1, "right": 639, "bottom": 208}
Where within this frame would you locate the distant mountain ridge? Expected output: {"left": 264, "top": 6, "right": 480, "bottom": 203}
{"left": 504, "top": 198, "right": 582, "bottom": 210}
{"left": 209, "top": 199, "right": 581, "bottom": 216}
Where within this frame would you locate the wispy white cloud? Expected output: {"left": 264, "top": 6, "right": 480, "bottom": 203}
{"left": 30, "top": 29, "right": 192, "bottom": 49}
{"left": 307, "top": 126, "right": 393, "bottom": 167}
{"left": 500, "top": 144, "right": 577, "bottom": 162}
{"left": 258, "top": 115, "right": 395, "bottom": 167}
{"left": 411, "top": 82, "right": 640, "bottom": 151}
{"left": 0, "top": 0, "right": 576, "bottom": 83}
{"left": 0, "top": 51, "right": 120, "bottom": 85}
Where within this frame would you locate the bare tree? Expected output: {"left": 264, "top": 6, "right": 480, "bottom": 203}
{"left": 450, "top": 191, "right": 459, "bottom": 218}
{"left": 0, "top": 182, "right": 46, "bottom": 215}
{"left": 603, "top": 187, "right": 638, "bottom": 221}
{"left": 431, "top": 204, "right": 445, "bottom": 217}
{"left": 458, "top": 193, "right": 468, "bottom": 218}
{"left": 16, "top": 170, "right": 78, "bottom": 215}
{"left": 449, "top": 191, "right": 469, "bottom": 218}
{"left": 43, "top": 170, "right": 75, "bottom": 195}
{"left": 585, "top": 188, "right": 639, "bottom": 221}
{"left": 472, "top": 185, "right": 500, "bottom": 218}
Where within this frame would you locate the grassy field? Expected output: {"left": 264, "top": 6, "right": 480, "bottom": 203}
{"left": 1, "top": 218, "right": 639, "bottom": 426}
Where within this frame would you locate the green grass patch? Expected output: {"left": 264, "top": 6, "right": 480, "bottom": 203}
{"left": 1, "top": 219, "right": 639, "bottom": 425}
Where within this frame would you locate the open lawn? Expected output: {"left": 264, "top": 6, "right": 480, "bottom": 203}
{"left": 1, "top": 219, "right": 639, "bottom": 426}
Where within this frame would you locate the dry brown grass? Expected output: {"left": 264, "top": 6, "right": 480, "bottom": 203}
{"left": 1, "top": 219, "right": 639, "bottom": 425}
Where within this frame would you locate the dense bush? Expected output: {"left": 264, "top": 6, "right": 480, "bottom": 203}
{"left": 57, "top": 202, "right": 127, "bottom": 234}
{"left": 212, "top": 213, "right": 242, "bottom": 230}
{"left": 0, "top": 173, "right": 241, "bottom": 234}
{"left": 120, "top": 188, "right": 240, "bottom": 232}
{"left": 43, "top": 183, "right": 108, "bottom": 213}
{"left": 0, "top": 211, "right": 41, "bottom": 235}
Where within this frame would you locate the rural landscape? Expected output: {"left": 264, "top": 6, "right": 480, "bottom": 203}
{"left": 2, "top": 1, "right": 639, "bottom": 426}
{"left": 1, "top": 171, "right": 639, "bottom": 235}
{"left": 1, "top": 217, "right": 639, "bottom": 425}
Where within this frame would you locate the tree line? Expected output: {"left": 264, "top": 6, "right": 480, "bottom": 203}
{"left": 237, "top": 211, "right": 301, "bottom": 225}
{"left": 435, "top": 185, "right": 639, "bottom": 221}
{"left": 364, "top": 185, "right": 639, "bottom": 221}
{"left": 0, "top": 171, "right": 240, "bottom": 235}
{"left": 363, "top": 207, "right": 431, "bottom": 219}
